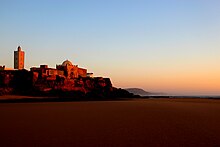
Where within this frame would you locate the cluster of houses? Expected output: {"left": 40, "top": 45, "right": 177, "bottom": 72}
{"left": 0, "top": 46, "right": 93, "bottom": 80}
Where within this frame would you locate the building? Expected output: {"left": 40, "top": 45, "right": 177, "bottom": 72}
{"left": 87, "top": 73, "right": 94, "bottom": 78}
{"left": 14, "top": 46, "right": 25, "bottom": 70}
{"left": 30, "top": 60, "right": 88, "bottom": 81}
{"left": 56, "top": 60, "right": 87, "bottom": 79}
{"left": 30, "top": 65, "right": 64, "bottom": 81}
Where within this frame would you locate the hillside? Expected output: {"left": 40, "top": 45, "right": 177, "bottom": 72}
{"left": 125, "top": 88, "right": 165, "bottom": 96}
{"left": 125, "top": 88, "right": 151, "bottom": 96}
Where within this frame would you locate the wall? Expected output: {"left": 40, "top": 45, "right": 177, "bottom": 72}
{"left": 78, "top": 68, "right": 87, "bottom": 77}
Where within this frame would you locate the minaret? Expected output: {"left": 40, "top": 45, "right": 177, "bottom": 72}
{"left": 14, "top": 46, "right": 25, "bottom": 69}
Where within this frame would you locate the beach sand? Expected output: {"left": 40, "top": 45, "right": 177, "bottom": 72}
{"left": 0, "top": 98, "right": 220, "bottom": 147}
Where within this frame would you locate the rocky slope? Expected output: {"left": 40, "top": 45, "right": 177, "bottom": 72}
{"left": 0, "top": 69, "right": 137, "bottom": 99}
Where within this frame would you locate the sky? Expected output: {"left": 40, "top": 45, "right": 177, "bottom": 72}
{"left": 0, "top": 0, "right": 220, "bottom": 95}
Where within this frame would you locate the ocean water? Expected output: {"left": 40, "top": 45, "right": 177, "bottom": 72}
{"left": 143, "top": 95, "right": 220, "bottom": 99}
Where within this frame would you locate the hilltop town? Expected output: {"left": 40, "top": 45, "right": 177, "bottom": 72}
{"left": 0, "top": 46, "right": 135, "bottom": 99}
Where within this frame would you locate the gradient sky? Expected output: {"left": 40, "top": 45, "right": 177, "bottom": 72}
{"left": 1, "top": 0, "right": 220, "bottom": 95}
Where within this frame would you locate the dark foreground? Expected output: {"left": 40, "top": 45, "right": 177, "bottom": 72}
{"left": 0, "top": 98, "right": 220, "bottom": 147}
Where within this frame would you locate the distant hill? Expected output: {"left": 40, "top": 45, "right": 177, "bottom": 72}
{"left": 125, "top": 88, "right": 165, "bottom": 96}
{"left": 125, "top": 88, "right": 151, "bottom": 96}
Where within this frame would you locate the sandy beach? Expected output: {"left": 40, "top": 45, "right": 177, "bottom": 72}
{"left": 0, "top": 98, "right": 220, "bottom": 147}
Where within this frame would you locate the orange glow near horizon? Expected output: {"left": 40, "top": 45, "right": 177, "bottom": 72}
{"left": 111, "top": 65, "right": 220, "bottom": 95}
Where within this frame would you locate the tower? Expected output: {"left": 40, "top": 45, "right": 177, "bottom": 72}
{"left": 14, "top": 46, "right": 25, "bottom": 69}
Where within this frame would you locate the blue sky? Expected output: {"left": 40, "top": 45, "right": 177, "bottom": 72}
{"left": 1, "top": 0, "right": 220, "bottom": 95}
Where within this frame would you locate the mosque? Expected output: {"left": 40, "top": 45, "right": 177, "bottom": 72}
{"left": 56, "top": 60, "right": 87, "bottom": 78}
{"left": 1, "top": 46, "right": 93, "bottom": 79}
{"left": 31, "top": 59, "right": 93, "bottom": 80}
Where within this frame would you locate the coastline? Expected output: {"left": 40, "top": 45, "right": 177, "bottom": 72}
{"left": 0, "top": 95, "right": 220, "bottom": 103}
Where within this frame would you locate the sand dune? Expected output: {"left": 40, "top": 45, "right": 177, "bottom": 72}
{"left": 0, "top": 98, "right": 220, "bottom": 146}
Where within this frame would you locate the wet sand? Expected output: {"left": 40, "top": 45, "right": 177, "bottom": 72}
{"left": 0, "top": 98, "right": 220, "bottom": 147}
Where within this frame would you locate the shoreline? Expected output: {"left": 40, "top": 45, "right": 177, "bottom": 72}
{"left": 0, "top": 95, "right": 220, "bottom": 103}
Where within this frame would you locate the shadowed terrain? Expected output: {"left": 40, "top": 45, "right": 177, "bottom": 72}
{"left": 0, "top": 98, "right": 220, "bottom": 147}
